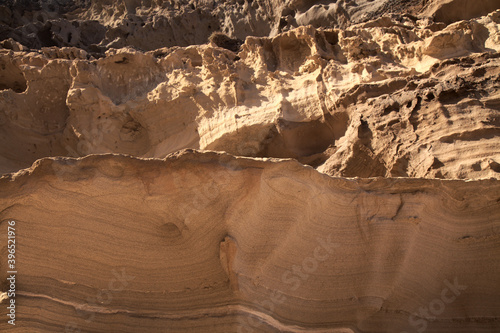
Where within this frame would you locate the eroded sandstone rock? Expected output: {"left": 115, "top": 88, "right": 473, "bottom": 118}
{"left": 0, "top": 151, "right": 499, "bottom": 332}
{"left": 1, "top": 10, "right": 499, "bottom": 178}
{"left": 1, "top": 1, "right": 500, "bottom": 332}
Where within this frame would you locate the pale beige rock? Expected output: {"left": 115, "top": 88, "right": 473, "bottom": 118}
{"left": 422, "top": 0, "right": 500, "bottom": 25}
{"left": 1, "top": 11, "right": 499, "bottom": 179}
{"left": 0, "top": 151, "right": 499, "bottom": 332}
{"left": 1, "top": 3, "right": 500, "bottom": 332}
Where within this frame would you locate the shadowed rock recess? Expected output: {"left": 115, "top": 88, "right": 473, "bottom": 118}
{"left": 0, "top": 0, "right": 499, "bottom": 332}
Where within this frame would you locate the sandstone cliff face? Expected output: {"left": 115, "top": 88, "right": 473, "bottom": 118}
{"left": 1, "top": 151, "right": 500, "bottom": 332}
{"left": 1, "top": 1, "right": 500, "bottom": 332}
{"left": 1, "top": 8, "right": 499, "bottom": 178}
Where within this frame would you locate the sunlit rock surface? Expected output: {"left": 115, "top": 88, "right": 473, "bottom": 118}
{"left": 1, "top": 151, "right": 500, "bottom": 332}
{"left": 0, "top": 0, "right": 499, "bottom": 332}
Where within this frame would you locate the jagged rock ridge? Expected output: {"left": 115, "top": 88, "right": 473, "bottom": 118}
{"left": 1, "top": 5, "right": 499, "bottom": 178}
{"left": 1, "top": 0, "right": 497, "bottom": 54}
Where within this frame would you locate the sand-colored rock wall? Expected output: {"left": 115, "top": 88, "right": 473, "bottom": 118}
{"left": 1, "top": 10, "right": 499, "bottom": 178}
{"left": 1, "top": 1, "right": 499, "bottom": 332}
{"left": 1, "top": 151, "right": 499, "bottom": 332}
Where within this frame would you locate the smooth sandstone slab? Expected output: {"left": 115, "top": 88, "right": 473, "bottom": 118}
{"left": 0, "top": 150, "right": 499, "bottom": 332}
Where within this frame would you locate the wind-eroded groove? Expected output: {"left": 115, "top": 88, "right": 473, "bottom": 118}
{"left": 439, "top": 128, "right": 499, "bottom": 143}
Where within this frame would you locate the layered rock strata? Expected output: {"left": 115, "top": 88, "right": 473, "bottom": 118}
{"left": 0, "top": 1, "right": 500, "bottom": 332}
{"left": 0, "top": 151, "right": 499, "bottom": 332}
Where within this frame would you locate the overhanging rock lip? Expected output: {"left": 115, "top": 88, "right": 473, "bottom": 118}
{"left": 1, "top": 150, "right": 498, "bottom": 194}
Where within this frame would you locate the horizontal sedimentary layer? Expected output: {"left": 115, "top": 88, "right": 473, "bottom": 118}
{"left": 1, "top": 1, "right": 500, "bottom": 333}
{"left": 0, "top": 150, "right": 499, "bottom": 332}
